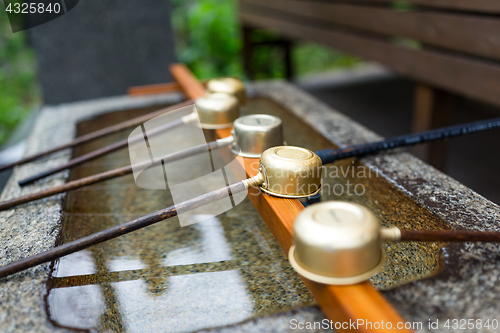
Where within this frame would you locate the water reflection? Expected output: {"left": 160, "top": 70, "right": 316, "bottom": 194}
{"left": 50, "top": 236, "right": 254, "bottom": 332}
{"left": 163, "top": 216, "right": 233, "bottom": 266}
{"left": 53, "top": 250, "right": 97, "bottom": 277}
{"left": 48, "top": 208, "right": 309, "bottom": 332}
{"left": 46, "top": 104, "right": 315, "bottom": 332}
{"left": 50, "top": 250, "right": 105, "bottom": 330}
{"left": 107, "top": 257, "right": 146, "bottom": 272}
{"left": 49, "top": 284, "right": 105, "bottom": 330}
{"left": 113, "top": 270, "right": 253, "bottom": 332}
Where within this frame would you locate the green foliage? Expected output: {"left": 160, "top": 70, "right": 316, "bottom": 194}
{"left": 294, "top": 43, "right": 361, "bottom": 77}
{"left": 0, "top": 11, "right": 39, "bottom": 145}
{"left": 171, "top": 0, "right": 244, "bottom": 79}
{"left": 392, "top": 1, "right": 418, "bottom": 11}
{"left": 0, "top": 0, "right": 361, "bottom": 145}
{"left": 171, "top": 0, "right": 361, "bottom": 80}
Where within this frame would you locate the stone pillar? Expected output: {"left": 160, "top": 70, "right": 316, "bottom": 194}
{"left": 29, "top": 0, "right": 177, "bottom": 104}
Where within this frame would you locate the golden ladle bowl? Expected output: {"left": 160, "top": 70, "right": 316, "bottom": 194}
{"left": 207, "top": 77, "right": 246, "bottom": 105}
{"left": 289, "top": 201, "right": 385, "bottom": 285}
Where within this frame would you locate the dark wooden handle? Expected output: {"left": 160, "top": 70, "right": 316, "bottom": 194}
{"left": 18, "top": 108, "right": 189, "bottom": 186}
{"left": 316, "top": 117, "right": 500, "bottom": 164}
{"left": 0, "top": 139, "right": 220, "bottom": 211}
{"left": 0, "top": 100, "right": 193, "bottom": 173}
{"left": 400, "top": 230, "right": 500, "bottom": 242}
{"left": 0, "top": 181, "right": 247, "bottom": 278}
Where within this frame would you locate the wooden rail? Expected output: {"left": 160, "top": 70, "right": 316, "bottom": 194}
{"left": 127, "top": 80, "right": 210, "bottom": 96}
{"left": 169, "top": 63, "right": 413, "bottom": 332}
{"left": 242, "top": 0, "right": 500, "bottom": 61}
{"left": 346, "top": 0, "right": 500, "bottom": 13}
{"left": 128, "top": 82, "right": 184, "bottom": 96}
{"left": 239, "top": 0, "right": 500, "bottom": 168}
{"left": 239, "top": 7, "right": 500, "bottom": 110}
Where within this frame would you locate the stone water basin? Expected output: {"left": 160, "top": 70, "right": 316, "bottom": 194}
{"left": 46, "top": 97, "right": 449, "bottom": 332}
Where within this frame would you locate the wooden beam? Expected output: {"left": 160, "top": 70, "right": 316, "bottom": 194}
{"left": 241, "top": 0, "right": 500, "bottom": 62}
{"left": 242, "top": 24, "right": 256, "bottom": 80}
{"left": 169, "top": 63, "right": 413, "bottom": 332}
{"left": 127, "top": 80, "right": 211, "bottom": 96}
{"left": 411, "top": 84, "right": 454, "bottom": 171}
{"left": 169, "top": 64, "right": 207, "bottom": 99}
{"left": 343, "top": 0, "right": 500, "bottom": 13}
{"left": 238, "top": 10, "right": 500, "bottom": 108}
{"left": 127, "top": 82, "right": 183, "bottom": 96}
{"left": 241, "top": 159, "right": 410, "bottom": 333}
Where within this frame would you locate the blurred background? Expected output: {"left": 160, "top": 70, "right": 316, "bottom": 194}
{"left": 0, "top": 8, "right": 39, "bottom": 146}
{"left": 0, "top": 0, "right": 499, "bottom": 204}
{"left": 0, "top": 0, "right": 359, "bottom": 147}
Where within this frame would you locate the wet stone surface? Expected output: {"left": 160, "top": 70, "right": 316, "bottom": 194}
{"left": 44, "top": 96, "right": 450, "bottom": 332}
{"left": 250, "top": 82, "right": 500, "bottom": 332}
{"left": 0, "top": 82, "right": 499, "bottom": 332}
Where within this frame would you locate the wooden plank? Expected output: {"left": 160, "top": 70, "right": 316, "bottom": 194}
{"left": 241, "top": 159, "right": 411, "bottom": 333}
{"left": 239, "top": 10, "right": 500, "bottom": 108}
{"left": 128, "top": 82, "right": 183, "bottom": 96}
{"left": 345, "top": 0, "right": 500, "bottom": 13}
{"left": 242, "top": 25, "right": 256, "bottom": 80}
{"left": 241, "top": 0, "right": 500, "bottom": 61}
{"left": 128, "top": 80, "right": 210, "bottom": 96}
{"left": 169, "top": 63, "right": 413, "bottom": 332}
{"left": 411, "top": 84, "right": 454, "bottom": 171}
{"left": 169, "top": 64, "right": 207, "bottom": 99}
